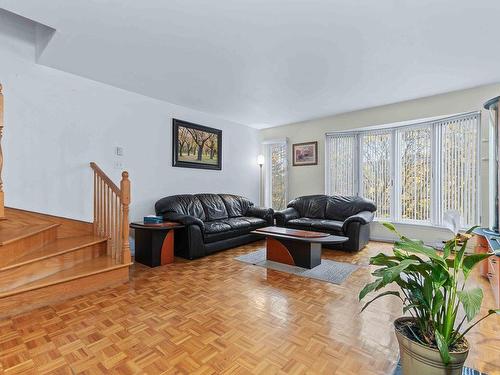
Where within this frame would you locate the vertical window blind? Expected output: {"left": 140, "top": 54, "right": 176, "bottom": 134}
{"left": 325, "top": 112, "right": 480, "bottom": 228}
{"left": 397, "top": 126, "right": 432, "bottom": 222}
{"left": 360, "top": 131, "right": 392, "bottom": 219}
{"left": 325, "top": 134, "right": 356, "bottom": 195}
{"left": 440, "top": 115, "right": 479, "bottom": 227}
{"left": 264, "top": 140, "right": 288, "bottom": 210}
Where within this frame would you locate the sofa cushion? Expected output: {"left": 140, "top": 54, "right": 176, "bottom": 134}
{"left": 155, "top": 194, "right": 206, "bottom": 221}
{"left": 287, "top": 218, "right": 343, "bottom": 235}
{"left": 310, "top": 219, "right": 344, "bottom": 232}
{"left": 325, "top": 196, "right": 377, "bottom": 221}
{"left": 203, "top": 216, "right": 268, "bottom": 243}
{"left": 219, "top": 194, "right": 253, "bottom": 217}
{"left": 288, "top": 195, "right": 327, "bottom": 219}
{"left": 196, "top": 194, "right": 229, "bottom": 221}
{"left": 207, "top": 217, "right": 267, "bottom": 234}
{"left": 204, "top": 220, "right": 248, "bottom": 243}
{"left": 222, "top": 217, "right": 253, "bottom": 230}
{"left": 240, "top": 217, "right": 267, "bottom": 227}
{"left": 204, "top": 220, "right": 232, "bottom": 234}
{"left": 287, "top": 218, "right": 316, "bottom": 227}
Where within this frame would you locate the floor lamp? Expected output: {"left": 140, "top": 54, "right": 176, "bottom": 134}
{"left": 257, "top": 154, "right": 265, "bottom": 207}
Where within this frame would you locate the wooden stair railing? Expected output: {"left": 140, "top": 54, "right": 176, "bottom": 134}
{"left": 0, "top": 84, "right": 5, "bottom": 220}
{"left": 90, "top": 162, "right": 131, "bottom": 264}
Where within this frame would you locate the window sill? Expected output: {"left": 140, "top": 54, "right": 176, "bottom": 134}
{"left": 371, "top": 219, "right": 452, "bottom": 232}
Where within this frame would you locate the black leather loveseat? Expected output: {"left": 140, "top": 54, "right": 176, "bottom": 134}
{"left": 274, "top": 195, "right": 376, "bottom": 251}
{"left": 155, "top": 193, "right": 273, "bottom": 259}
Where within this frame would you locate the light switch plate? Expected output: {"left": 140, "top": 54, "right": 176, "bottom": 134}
{"left": 115, "top": 146, "right": 124, "bottom": 156}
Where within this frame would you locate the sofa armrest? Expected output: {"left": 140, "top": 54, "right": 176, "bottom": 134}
{"left": 342, "top": 211, "right": 374, "bottom": 232}
{"left": 274, "top": 207, "right": 300, "bottom": 226}
{"left": 162, "top": 212, "right": 205, "bottom": 231}
{"left": 247, "top": 206, "right": 274, "bottom": 225}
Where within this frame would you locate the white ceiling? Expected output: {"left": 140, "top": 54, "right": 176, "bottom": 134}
{"left": 1, "top": 0, "right": 499, "bottom": 128}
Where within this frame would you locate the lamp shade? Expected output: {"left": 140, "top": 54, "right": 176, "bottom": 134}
{"left": 257, "top": 154, "right": 265, "bottom": 166}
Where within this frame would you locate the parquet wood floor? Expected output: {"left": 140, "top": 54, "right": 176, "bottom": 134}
{"left": 0, "top": 241, "right": 498, "bottom": 375}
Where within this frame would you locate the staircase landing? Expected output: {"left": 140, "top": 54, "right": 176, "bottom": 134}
{"left": 0, "top": 208, "right": 130, "bottom": 318}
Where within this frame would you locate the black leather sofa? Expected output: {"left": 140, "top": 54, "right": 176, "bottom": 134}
{"left": 155, "top": 193, "right": 273, "bottom": 259}
{"left": 274, "top": 195, "right": 376, "bottom": 251}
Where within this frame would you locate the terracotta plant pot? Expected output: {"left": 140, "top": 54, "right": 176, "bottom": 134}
{"left": 394, "top": 317, "right": 469, "bottom": 375}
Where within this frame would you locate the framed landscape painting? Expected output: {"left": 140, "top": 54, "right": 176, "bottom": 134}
{"left": 172, "top": 119, "right": 222, "bottom": 170}
{"left": 292, "top": 141, "right": 318, "bottom": 166}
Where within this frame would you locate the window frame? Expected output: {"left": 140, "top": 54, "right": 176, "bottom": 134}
{"left": 325, "top": 111, "right": 481, "bottom": 228}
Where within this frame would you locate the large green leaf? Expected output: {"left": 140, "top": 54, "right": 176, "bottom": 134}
{"left": 403, "top": 303, "right": 420, "bottom": 314}
{"left": 432, "top": 289, "right": 444, "bottom": 316}
{"left": 381, "top": 259, "right": 420, "bottom": 285}
{"left": 359, "top": 279, "right": 382, "bottom": 301}
{"left": 442, "top": 239, "right": 455, "bottom": 260}
{"left": 453, "top": 242, "right": 467, "bottom": 271}
{"left": 435, "top": 330, "right": 451, "bottom": 365}
{"left": 457, "top": 288, "right": 483, "bottom": 322}
{"left": 466, "top": 226, "right": 479, "bottom": 234}
{"left": 382, "top": 222, "right": 398, "bottom": 234}
{"left": 462, "top": 253, "right": 491, "bottom": 280}
{"left": 394, "top": 275, "right": 411, "bottom": 290}
{"left": 372, "top": 267, "right": 391, "bottom": 277}
{"left": 431, "top": 266, "right": 449, "bottom": 288}
{"left": 407, "top": 285, "right": 429, "bottom": 309}
{"left": 395, "top": 238, "right": 446, "bottom": 266}
{"left": 360, "top": 291, "right": 401, "bottom": 313}
{"left": 393, "top": 248, "right": 407, "bottom": 260}
{"left": 423, "top": 277, "right": 433, "bottom": 306}
{"left": 369, "top": 253, "right": 399, "bottom": 267}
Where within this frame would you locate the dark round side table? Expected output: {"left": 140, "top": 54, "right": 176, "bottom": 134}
{"left": 130, "top": 221, "right": 184, "bottom": 267}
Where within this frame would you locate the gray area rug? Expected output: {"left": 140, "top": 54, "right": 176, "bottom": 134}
{"left": 235, "top": 249, "right": 358, "bottom": 285}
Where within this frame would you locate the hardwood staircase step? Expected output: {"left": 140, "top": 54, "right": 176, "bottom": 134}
{"left": 0, "top": 223, "right": 59, "bottom": 245}
{"left": 0, "top": 255, "right": 129, "bottom": 298}
{"left": 0, "top": 222, "right": 60, "bottom": 267}
{"left": 0, "top": 208, "right": 60, "bottom": 244}
{"left": 0, "top": 236, "right": 109, "bottom": 292}
{"left": 0, "top": 255, "right": 130, "bottom": 318}
{"left": 5, "top": 207, "right": 94, "bottom": 238}
{"left": 0, "top": 235, "right": 107, "bottom": 271}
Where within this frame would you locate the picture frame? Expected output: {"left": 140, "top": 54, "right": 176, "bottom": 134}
{"left": 292, "top": 141, "right": 318, "bottom": 166}
{"left": 172, "top": 118, "right": 222, "bottom": 170}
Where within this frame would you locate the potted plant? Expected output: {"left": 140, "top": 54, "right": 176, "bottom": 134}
{"left": 359, "top": 223, "right": 499, "bottom": 375}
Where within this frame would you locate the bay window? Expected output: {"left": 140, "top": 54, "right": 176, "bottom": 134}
{"left": 325, "top": 112, "right": 480, "bottom": 228}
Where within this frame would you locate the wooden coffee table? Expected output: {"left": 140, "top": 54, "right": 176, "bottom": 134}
{"left": 251, "top": 226, "right": 348, "bottom": 269}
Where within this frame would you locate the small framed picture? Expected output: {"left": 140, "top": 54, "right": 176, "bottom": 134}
{"left": 292, "top": 141, "right": 318, "bottom": 166}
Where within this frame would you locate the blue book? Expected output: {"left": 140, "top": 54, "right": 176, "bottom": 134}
{"left": 144, "top": 215, "right": 163, "bottom": 224}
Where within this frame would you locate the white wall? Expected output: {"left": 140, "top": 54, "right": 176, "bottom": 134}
{"left": 0, "top": 11, "right": 260, "bottom": 225}
{"left": 260, "top": 84, "right": 500, "bottom": 242}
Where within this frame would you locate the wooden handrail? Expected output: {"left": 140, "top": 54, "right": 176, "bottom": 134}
{"left": 90, "top": 162, "right": 120, "bottom": 194}
{"left": 90, "top": 162, "right": 131, "bottom": 264}
{"left": 0, "top": 84, "right": 5, "bottom": 219}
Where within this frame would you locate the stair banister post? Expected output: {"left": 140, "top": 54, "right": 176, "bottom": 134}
{"left": 120, "top": 171, "right": 131, "bottom": 264}
{"left": 0, "top": 84, "right": 5, "bottom": 220}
